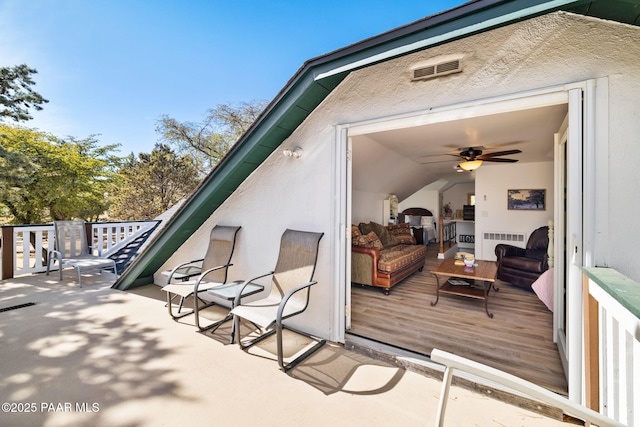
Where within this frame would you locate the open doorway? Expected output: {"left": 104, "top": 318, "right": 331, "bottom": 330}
{"left": 341, "top": 89, "right": 574, "bottom": 394}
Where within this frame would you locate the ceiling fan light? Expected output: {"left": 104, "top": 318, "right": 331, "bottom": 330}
{"left": 459, "top": 160, "right": 483, "bottom": 171}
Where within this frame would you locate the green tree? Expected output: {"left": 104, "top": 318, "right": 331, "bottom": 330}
{"left": 108, "top": 143, "right": 200, "bottom": 220}
{"left": 0, "top": 64, "right": 48, "bottom": 122}
{"left": 156, "top": 100, "right": 267, "bottom": 175}
{"left": 0, "top": 124, "right": 119, "bottom": 224}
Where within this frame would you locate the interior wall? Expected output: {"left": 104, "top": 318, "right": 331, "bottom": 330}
{"left": 475, "top": 161, "right": 554, "bottom": 260}
{"left": 352, "top": 190, "right": 388, "bottom": 225}
{"left": 398, "top": 188, "right": 440, "bottom": 219}
{"left": 442, "top": 183, "right": 475, "bottom": 216}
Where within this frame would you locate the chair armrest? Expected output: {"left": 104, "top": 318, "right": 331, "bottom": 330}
{"left": 495, "top": 244, "right": 526, "bottom": 261}
{"left": 166, "top": 258, "right": 205, "bottom": 282}
{"left": 276, "top": 281, "right": 318, "bottom": 324}
{"left": 193, "top": 263, "right": 233, "bottom": 293}
{"left": 88, "top": 245, "right": 103, "bottom": 257}
{"left": 233, "top": 271, "right": 275, "bottom": 306}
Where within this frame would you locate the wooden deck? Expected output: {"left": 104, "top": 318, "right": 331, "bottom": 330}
{"left": 348, "top": 244, "right": 568, "bottom": 395}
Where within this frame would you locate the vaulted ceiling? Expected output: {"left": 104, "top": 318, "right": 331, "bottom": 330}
{"left": 351, "top": 103, "right": 568, "bottom": 200}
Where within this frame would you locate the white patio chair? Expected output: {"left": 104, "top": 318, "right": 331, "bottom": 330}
{"left": 231, "top": 228, "right": 324, "bottom": 372}
{"left": 161, "top": 225, "right": 243, "bottom": 331}
{"left": 46, "top": 220, "right": 117, "bottom": 288}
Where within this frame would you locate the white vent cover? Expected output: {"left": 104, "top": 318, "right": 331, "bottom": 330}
{"left": 412, "top": 59, "right": 462, "bottom": 81}
{"left": 483, "top": 231, "right": 527, "bottom": 244}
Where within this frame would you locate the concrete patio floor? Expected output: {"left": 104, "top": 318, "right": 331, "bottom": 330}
{"left": 0, "top": 273, "right": 572, "bottom": 427}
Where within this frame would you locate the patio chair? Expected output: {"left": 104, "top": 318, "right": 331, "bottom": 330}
{"left": 46, "top": 220, "right": 118, "bottom": 288}
{"left": 231, "top": 229, "right": 324, "bottom": 372}
{"left": 161, "top": 225, "right": 242, "bottom": 330}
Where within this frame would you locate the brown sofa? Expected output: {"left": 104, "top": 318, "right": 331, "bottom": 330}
{"left": 351, "top": 222, "right": 427, "bottom": 295}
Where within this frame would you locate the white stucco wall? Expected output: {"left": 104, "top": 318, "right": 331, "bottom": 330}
{"left": 155, "top": 11, "right": 640, "bottom": 343}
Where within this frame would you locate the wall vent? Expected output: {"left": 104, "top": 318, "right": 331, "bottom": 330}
{"left": 412, "top": 59, "right": 461, "bottom": 81}
{"left": 483, "top": 231, "right": 527, "bottom": 245}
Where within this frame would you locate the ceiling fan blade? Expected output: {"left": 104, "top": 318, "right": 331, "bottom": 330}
{"left": 479, "top": 149, "right": 522, "bottom": 158}
{"left": 482, "top": 140, "right": 525, "bottom": 149}
{"left": 419, "top": 158, "right": 460, "bottom": 164}
{"left": 418, "top": 151, "right": 461, "bottom": 158}
{"left": 482, "top": 157, "right": 519, "bottom": 163}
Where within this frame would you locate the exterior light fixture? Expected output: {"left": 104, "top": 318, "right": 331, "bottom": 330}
{"left": 283, "top": 147, "right": 303, "bottom": 159}
{"left": 458, "top": 160, "right": 482, "bottom": 171}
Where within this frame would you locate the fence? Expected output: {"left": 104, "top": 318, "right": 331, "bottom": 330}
{"left": 1, "top": 221, "right": 158, "bottom": 280}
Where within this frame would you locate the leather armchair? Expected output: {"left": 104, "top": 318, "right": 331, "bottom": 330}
{"left": 495, "top": 226, "right": 549, "bottom": 290}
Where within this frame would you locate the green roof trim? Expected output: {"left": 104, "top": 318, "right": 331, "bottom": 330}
{"left": 114, "top": 0, "right": 640, "bottom": 290}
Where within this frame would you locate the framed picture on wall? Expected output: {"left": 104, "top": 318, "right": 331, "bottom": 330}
{"left": 507, "top": 189, "right": 546, "bottom": 210}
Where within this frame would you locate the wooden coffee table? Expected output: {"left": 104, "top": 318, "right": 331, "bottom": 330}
{"left": 431, "top": 258, "right": 498, "bottom": 318}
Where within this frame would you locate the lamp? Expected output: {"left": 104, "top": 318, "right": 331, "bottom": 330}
{"left": 458, "top": 160, "right": 482, "bottom": 171}
{"left": 283, "top": 147, "right": 303, "bottom": 159}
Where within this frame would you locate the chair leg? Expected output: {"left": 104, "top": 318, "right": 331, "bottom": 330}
{"left": 276, "top": 324, "right": 326, "bottom": 373}
{"left": 192, "top": 294, "right": 219, "bottom": 332}
{"left": 166, "top": 291, "right": 195, "bottom": 320}
{"left": 77, "top": 268, "right": 82, "bottom": 288}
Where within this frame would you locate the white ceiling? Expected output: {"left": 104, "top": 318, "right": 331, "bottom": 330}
{"left": 351, "top": 103, "right": 568, "bottom": 200}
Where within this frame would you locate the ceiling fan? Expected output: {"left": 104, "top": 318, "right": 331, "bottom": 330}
{"left": 454, "top": 147, "right": 522, "bottom": 170}
{"left": 419, "top": 146, "right": 522, "bottom": 170}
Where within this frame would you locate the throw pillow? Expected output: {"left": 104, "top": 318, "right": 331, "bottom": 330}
{"left": 394, "top": 234, "right": 416, "bottom": 245}
{"left": 351, "top": 224, "right": 361, "bottom": 238}
{"left": 386, "top": 222, "right": 411, "bottom": 235}
{"left": 386, "top": 222, "right": 415, "bottom": 245}
{"left": 352, "top": 231, "right": 384, "bottom": 250}
{"left": 359, "top": 221, "right": 397, "bottom": 247}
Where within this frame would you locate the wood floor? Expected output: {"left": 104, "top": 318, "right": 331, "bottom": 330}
{"left": 348, "top": 244, "right": 568, "bottom": 395}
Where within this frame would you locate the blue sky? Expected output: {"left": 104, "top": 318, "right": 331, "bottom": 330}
{"left": 0, "top": 0, "right": 464, "bottom": 155}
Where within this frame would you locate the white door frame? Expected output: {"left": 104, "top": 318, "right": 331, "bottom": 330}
{"left": 335, "top": 83, "right": 602, "bottom": 405}
{"left": 336, "top": 85, "right": 569, "bottom": 344}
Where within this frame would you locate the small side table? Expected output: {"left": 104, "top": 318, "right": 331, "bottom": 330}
{"left": 205, "top": 281, "right": 264, "bottom": 343}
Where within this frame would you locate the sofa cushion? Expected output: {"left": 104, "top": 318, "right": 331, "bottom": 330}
{"left": 386, "top": 223, "right": 416, "bottom": 245}
{"left": 378, "top": 244, "right": 426, "bottom": 274}
{"left": 359, "top": 222, "right": 398, "bottom": 247}
{"left": 353, "top": 231, "right": 384, "bottom": 250}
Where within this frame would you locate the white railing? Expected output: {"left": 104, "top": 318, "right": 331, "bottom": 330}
{"left": 1, "top": 221, "right": 158, "bottom": 279}
{"left": 583, "top": 267, "right": 640, "bottom": 427}
{"left": 431, "top": 348, "right": 625, "bottom": 427}
{"left": 89, "top": 221, "right": 157, "bottom": 257}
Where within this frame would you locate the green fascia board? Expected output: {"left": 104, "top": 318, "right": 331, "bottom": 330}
{"left": 566, "top": 1, "right": 640, "bottom": 25}
{"left": 114, "top": 0, "right": 639, "bottom": 291}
